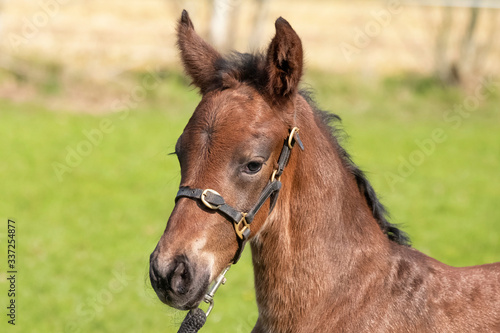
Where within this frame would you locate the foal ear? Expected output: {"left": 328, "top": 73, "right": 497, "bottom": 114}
{"left": 266, "top": 17, "right": 303, "bottom": 99}
{"left": 177, "top": 10, "right": 221, "bottom": 94}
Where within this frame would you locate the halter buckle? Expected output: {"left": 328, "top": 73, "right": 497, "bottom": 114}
{"left": 234, "top": 213, "right": 250, "bottom": 240}
{"left": 201, "top": 189, "right": 222, "bottom": 210}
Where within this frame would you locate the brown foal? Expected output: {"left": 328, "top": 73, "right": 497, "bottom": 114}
{"left": 149, "top": 11, "right": 500, "bottom": 332}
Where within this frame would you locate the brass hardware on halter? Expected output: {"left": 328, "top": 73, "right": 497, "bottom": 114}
{"left": 234, "top": 213, "right": 249, "bottom": 239}
{"left": 288, "top": 127, "right": 300, "bottom": 149}
{"left": 203, "top": 265, "right": 230, "bottom": 317}
{"left": 270, "top": 169, "right": 281, "bottom": 182}
{"left": 175, "top": 126, "right": 303, "bottom": 263}
{"left": 201, "top": 189, "right": 221, "bottom": 210}
{"left": 174, "top": 125, "right": 304, "bottom": 332}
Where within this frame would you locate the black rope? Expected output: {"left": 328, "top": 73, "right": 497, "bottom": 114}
{"left": 177, "top": 308, "right": 207, "bottom": 333}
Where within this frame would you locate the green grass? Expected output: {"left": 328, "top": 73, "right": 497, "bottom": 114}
{"left": 310, "top": 72, "right": 500, "bottom": 266}
{"left": 0, "top": 71, "right": 499, "bottom": 332}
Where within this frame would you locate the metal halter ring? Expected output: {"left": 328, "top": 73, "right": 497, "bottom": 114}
{"left": 288, "top": 127, "right": 300, "bottom": 149}
{"left": 270, "top": 169, "right": 280, "bottom": 183}
{"left": 234, "top": 213, "right": 249, "bottom": 240}
{"left": 201, "top": 189, "right": 221, "bottom": 210}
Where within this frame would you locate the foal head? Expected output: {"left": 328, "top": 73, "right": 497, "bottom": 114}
{"left": 149, "top": 11, "right": 304, "bottom": 310}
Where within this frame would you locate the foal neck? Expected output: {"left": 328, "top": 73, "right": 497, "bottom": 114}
{"left": 250, "top": 96, "right": 391, "bottom": 331}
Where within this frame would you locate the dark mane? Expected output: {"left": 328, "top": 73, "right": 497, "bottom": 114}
{"left": 300, "top": 90, "right": 410, "bottom": 246}
{"left": 201, "top": 52, "right": 268, "bottom": 94}
{"left": 210, "top": 52, "right": 410, "bottom": 246}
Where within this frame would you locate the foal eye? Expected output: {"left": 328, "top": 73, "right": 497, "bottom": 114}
{"left": 244, "top": 161, "right": 263, "bottom": 174}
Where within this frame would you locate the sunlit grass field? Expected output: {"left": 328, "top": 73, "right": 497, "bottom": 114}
{"left": 0, "top": 71, "right": 499, "bottom": 332}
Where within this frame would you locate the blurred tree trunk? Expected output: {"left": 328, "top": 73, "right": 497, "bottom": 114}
{"left": 0, "top": 0, "right": 3, "bottom": 40}
{"left": 209, "top": 0, "right": 269, "bottom": 51}
{"left": 434, "top": 1, "right": 487, "bottom": 86}
{"left": 476, "top": 5, "right": 499, "bottom": 76}
{"left": 209, "top": 0, "right": 240, "bottom": 51}
{"left": 0, "top": 0, "right": 5, "bottom": 67}
{"left": 249, "top": 0, "right": 270, "bottom": 50}
{"left": 435, "top": 5, "right": 455, "bottom": 84}
{"left": 457, "top": 4, "right": 480, "bottom": 83}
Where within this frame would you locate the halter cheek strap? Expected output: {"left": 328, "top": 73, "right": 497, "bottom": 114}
{"left": 175, "top": 181, "right": 282, "bottom": 263}
{"left": 174, "top": 128, "right": 304, "bottom": 333}
{"left": 174, "top": 127, "right": 304, "bottom": 264}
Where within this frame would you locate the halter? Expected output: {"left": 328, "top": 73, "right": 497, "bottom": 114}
{"left": 175, "top": 127, "right": 303, "bottom": 333}
{"left": 174, "top": 127, "right": 304, "bottom": 264}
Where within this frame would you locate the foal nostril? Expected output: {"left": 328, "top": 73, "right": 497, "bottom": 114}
{"left": 170, "top": 261, "right": 192, "bottom": 295}
{"left": 150, "top": 253, "right": 209, "bottom": 309}
{"left": 151, "top": 256, "right": 193, "bottom": 291}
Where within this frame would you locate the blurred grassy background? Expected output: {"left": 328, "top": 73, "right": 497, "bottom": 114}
{"left": 0, "top": 0, "right": 499, "bottom": 332}
{"left": 1, "top": 71, "right": 499, "bottom": 332}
